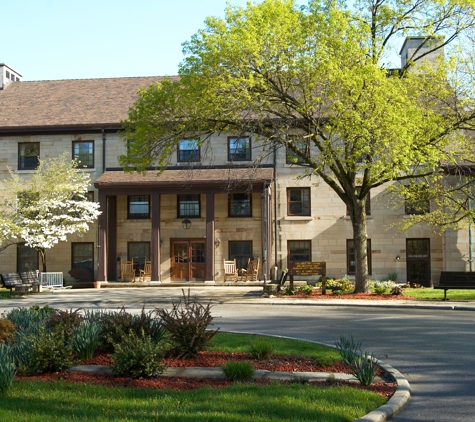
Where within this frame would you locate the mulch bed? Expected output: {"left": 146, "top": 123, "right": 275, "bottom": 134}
{"left": 276, "top": 291, "right": 415, "bottom": 300}
{"left": 17, "top": 351, "right": 397, "bottom": 398}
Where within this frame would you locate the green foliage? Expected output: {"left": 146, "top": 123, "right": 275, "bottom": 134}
{"left": 314, "top": 355, "right": 336, "bottom": 367}
{"left": 111, "top": 329, "right": 165, "bottom": 379}
{"left": 249, "top": 339, "right": 274, "bottom": 360}
{"left": 27, "top": 327, "right": 75, "bottom": 373}
{"left": 296, "top": 285, "right": 314, "bottom": 295}
{"left": 98, "top": 306, "right": 166, "bottom": 353}
{"left": 387, "top": 272, "right": 398, "bottom": 282}
{"left": 0, "top": 342, "right": 17, "bottom": 394}
{"left": 0, "top": 319, "right": 16, "bottom": 344}
{"left": 221, "top": 360, "right": 255, "bottom": 381}
{"left": 335, "top": 335, "right": 362, "bottom": 366}
{"left": 121, "top": 0, "right": 475, "bottom": 294}
{"left": 155, "top": 289, "right": 218, "bottom": 358}
{"left": 372, "top": 281, "right": 398, "bottom": 295}
{"left": 351, "top": 352, "right": 379, "bottom": 386}
{"left": 283, "top": 286, "right": 295, "bottom": 295}
{"left": 72, "top": 321, "right": 101, "bottom": 361}
{"left": 327, "top": 277, "right": 354, "bottom": 294}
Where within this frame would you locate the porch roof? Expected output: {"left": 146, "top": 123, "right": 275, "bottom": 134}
{"left": 94, "top": 167, "right": 274, "bottom": 193}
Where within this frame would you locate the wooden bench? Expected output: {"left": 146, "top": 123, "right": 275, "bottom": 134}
{"left": 1, "top": 272, "right": 41, "bottom": 294}
{"left": 434, "top": 271, "right": 475, "bottom": 300}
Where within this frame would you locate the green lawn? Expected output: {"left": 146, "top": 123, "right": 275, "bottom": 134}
{"left": 403, "top": 287, "right": 475, "bottom": 301}
{"left": 0, "top": 333, "right": 387, "bottom": 422}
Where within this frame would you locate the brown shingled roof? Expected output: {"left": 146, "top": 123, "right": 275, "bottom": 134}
{"left": 94, "top": 167, "right": 274, "bottom": 191}
{"left": 0, "top": 76, "right": 178, "bottom": 131}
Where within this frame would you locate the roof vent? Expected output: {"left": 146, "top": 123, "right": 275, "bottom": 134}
{"left": 0, "top": 64, "right": 22, "bottom": 90}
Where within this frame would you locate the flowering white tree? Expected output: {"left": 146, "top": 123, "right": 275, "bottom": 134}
{"left": 0, "top": 154, "right": 101, "bottom": 272}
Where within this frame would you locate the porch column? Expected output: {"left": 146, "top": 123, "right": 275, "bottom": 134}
{"left": 98, "top": 190, "right": 108, "bottom": 281}
{"left": 151, "top": 191, "right": 161, "bottom": 281}
{"left": 107, "top": 196, "right": 117, "bottom": 281}
{"left": 206, "top": 193, "right": 215, "bottom": 281}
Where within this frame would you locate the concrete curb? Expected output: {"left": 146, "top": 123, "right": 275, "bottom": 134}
{"left": 355, "top": 359, "right": 410, "bottom": 422}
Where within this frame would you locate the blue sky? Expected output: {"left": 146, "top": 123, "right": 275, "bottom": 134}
{"left": 3, "top": 0, "right": 400, "bottom": 82}
{"left": 2, "top": 0, "right": 263, "bottom": 81}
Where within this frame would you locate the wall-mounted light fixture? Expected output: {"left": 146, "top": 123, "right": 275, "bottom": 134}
{"left": 215, "top": 238, "right": 221, "bottom": 248}
{"left": 182, "top": 218, "right": 191, "bottom": 230}
{"left": 396, "top": 255, "right": 400, "bottom": 260}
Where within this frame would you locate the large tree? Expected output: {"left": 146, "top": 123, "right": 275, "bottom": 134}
{"left": 121, "top": 0, "right": 475, "bottom": 292}
{"left": 0, "top": 155, "right": 101, "bottom": 272}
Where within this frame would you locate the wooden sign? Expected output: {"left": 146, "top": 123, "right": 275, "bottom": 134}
{"left": 288, "top": 261, "right": 327, "bottom": 294}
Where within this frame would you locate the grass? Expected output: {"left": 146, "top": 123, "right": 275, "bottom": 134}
{"left": 0, "top": 290, "right": 13, "bottom": 300}
{"left": 3, "top": 379, "right": 386, "bottom": 422}
{"left": 403, "top": 287, "right": 475, "bottom": 300}
{"left": 0, "top": 333, "right": 387, "bottom": 422}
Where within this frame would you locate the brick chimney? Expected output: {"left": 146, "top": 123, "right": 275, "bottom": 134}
{"left": 400, "top": 36, "right": 444, "bottom": 69}
{"left": 0, "top": 64, "right": 22, "bottom": 90}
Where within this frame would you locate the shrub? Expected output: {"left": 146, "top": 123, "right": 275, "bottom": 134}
{"left": 296, "top": 285, "right": 313, "bottom": 295}
{"left": 335, "top": 334, "right": 362, "bottom": 365}
{"left": 0, "top": 342, "right": 17, "bottom": 394}
{"left": 72, "top": 321, "right": 102, "bottom": 361}
{"left": 155, "top": 289, "right": 218, "bottom": 358}
{"left": 387, "top": 272, "right": 398, "bottom": 282}
{"left": 46, "top": 309, "right": 84, "bottom": 339}
{"left": 111, "top": 329, "right": 165, "bottom": 378}
{"left": 0, "top": 319, "right": 16, "bottom": 344}
{"left": 283, "top": 287, "right": 295, "bottom": 295}
{"left": 27, "top": 327, "right": 75, "bottom": 373}
{"left": 249, "top": 339, "right": 274, "bottom": 360}
{"left": 372, "top": 281, "right": 398, "bottom": 295}
{"left": 221, "top": 361, "right": 255, "bottom": 381}
{"left": 99, "top": 306, "right": 166, "bottom": 353}
{"left": 327, "top": 276, "right": 353, "bottom": 294}
{"left": 351, "top": 352, "right": 379, "bottom": 386}
{"left": 314, "top": 355, "right": 335, "bottom": 367}
{"left": 391, "top": 285, "right": 404, "bottom": 295}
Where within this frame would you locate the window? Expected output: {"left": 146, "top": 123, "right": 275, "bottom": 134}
{"left": 18, "top": 143, "right": 39, "bottom": 170}
{"left": 73, "top": 141, "right": 94, "bottom": 168}
{"left": 287, "top": 188, "right": 310, "bottom": 216}
{"left": 228, "top": 136, "right": 251, "bottom": 161}
{"left": 288, "top": 240, "right": 311, "bottom": 262}
{"left": 347, "top": 239, "right": 372, "bottom": 275}
{"left": 128, "top": 195, "right": 150, "bottom": 219}
{"left": 17, "top": 244, "right": 38, "bottom": 272}
{"left": 72, "top": 243, "right": 94, "bottom": 272}
{"left": 178, "top": 194, "right": 200, "bottom": 218}
{"left": 128, "top": 242, "right": 150, "bottom": 275}
{"left": 286, "top": 139, "right": 310, "bottom": 165}
{"left": 178, "top": 139, "right": 200, "bottom": 162}
{"left": 228, "top": 193, "right": 252, "bottom": 217}
{"left": 229, "top": 241, "right": 252, "bottom": 270}
{"left": 346, "top": 188, "right": 371, "bottom": 216}
{"left": 405, "top": 197, "right": 430, "bottom": 215}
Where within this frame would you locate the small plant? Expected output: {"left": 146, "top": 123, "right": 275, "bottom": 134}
{"left": 111, "top": 329, "right": 165, "bottom": 379}
{"left": 326, "top": 373, "right": 338, "bottom": 384}
{"left": 372, "top": 280, "right": 398, "bottom": 295}
{"left": 221, "top": 360, "right": 255, "bottom": 381}
{"left": 387, "top": 272, "right": 398, "bottom": 282}
{"left": 296, "top": 285, "right": 313, "bottom": 295}
{"left": 283, "top": 286, "right": 295, "bottom": 295}
{"left": 391, "top": 285, "right": 404, "bottom": 295}
{"left": 155, "top": 289, "right": 218, "bottom": 358}
{"left": 72, "top": 321, "right": 102, "bottom": 361}
{"left": 0, "top": 342, "right": 17, "bottom": 394}
{"left": 335, "top": 335, "right": 362, "bottom": 365}
{"left": 46, "top": 308, "right": 84, "bottom": 339}
{"left": 249, "top": 339, "right": 274, "bottom": 360}
{"left": 328, "top": 276, "right": 353, "bottom": 294}
{"left": 27, "top": 327, "right": 75, "bottom": 373}
{"left": 0, "top": 319, "right": 16, "bottom": 344}
{"left": 314, "top": 355, "right": 335, "bottom": 367}
{"left": 351, "top": 352, "right": 379, "bottom": 386}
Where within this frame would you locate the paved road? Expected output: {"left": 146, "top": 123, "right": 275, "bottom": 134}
{"left": 3, "top": 286, "right": 475, "bottom": 422}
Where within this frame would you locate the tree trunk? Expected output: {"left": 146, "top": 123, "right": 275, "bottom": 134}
{"left": 39, "top": 249, "right": 47, "bottom": 273}
{"left": 351, "top": 202, "right": 370, "bottom": 293}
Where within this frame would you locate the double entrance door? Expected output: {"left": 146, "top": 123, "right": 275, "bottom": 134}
{"left": 171, "top": 239, "right": 206, "bottom": 282}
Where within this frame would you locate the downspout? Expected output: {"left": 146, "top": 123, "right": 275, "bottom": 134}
{"left": 262, "top": 184, "right": 268, "bottom": 283}
{"left": 469, "top": 178, "right": 473, "bottom": 272}
{"left": 101, "top": 128, "right": 106, "bottom": 173}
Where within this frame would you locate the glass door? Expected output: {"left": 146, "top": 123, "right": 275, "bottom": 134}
{"left": 406, "top": 239, "right": 431, "bottom": 287}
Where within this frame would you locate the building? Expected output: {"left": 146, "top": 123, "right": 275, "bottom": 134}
{"left": 0, "top": 43, "right": 470, "bottom": 286}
